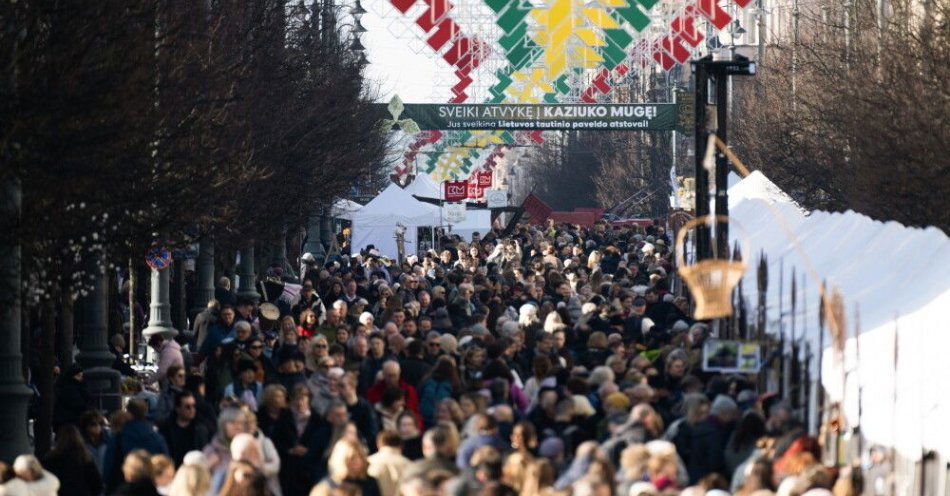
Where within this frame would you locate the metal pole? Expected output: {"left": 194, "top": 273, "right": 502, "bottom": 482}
{"left": 303, "top": 213, "right": 327, "bottom": 261}
{"left": 142, "top": 267, "right": 177, "bottom": 341}
{"left": 75, "top": 252, "right": 122, "bottom": 412}
{"left": 236, "top": 244, "right": 260, "bottom": 301}
{"left": 715, "top": 68, "right": 730, "bottom": 259}
{"left": 194, "top": 239, "right": 215, "bottom": 312}
{"left": 693, "top": 58, "right": 711, "bottom": 260}
{"left": 0, "top": 177, "right": 32, "bottom": 461}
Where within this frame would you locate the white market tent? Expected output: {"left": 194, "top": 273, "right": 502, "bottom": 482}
{"left": 727, "top": 171, "right": 950, "bottom": 491}
{"left": 404, "top": 174, "right": 442, "bottom": 199}
{"left": 330, "top": 199, "right": 362, "bottom": 221}
{"left": 350, "top": 183, "right": 441, "bottom": 259}
{"left": 448, "top": 208, "right": 492, "bottom": 242}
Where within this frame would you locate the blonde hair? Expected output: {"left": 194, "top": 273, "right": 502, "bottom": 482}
{"left": 167, "top": 464, "right": 211, "bottom": 496}
{"left": 587, "top": 250, "right": 602, "bottom": 269}
{"left": 261, "top": 384, "right": 288, "bottom": 412}
{"left": 150, "top": 454, "right": 174, "bottom": 477}
{"left": 521, "top": 459, "right": 556, "bottom": 496}
{"left": 502, "top": 451, "right": 532, "bottom": 492}
{"left": 327, "top": 438, "right": 369, "bottom": 482}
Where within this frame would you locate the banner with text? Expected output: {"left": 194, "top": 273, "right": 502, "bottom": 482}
{"left": 444, "top": 181, "right": 468, "bottom": 202}
{"left": 377, "top": 103, "right": 680, "bottom": 131}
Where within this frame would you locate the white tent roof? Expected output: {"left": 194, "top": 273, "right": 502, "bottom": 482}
{"left": 354, "top": 183, "right": 440, "bottom": 227}
{"left": 728, "top": 172, "right": 950, "bottom": 462}
{"left": 404, "top": 174, "right": 442, "bottom": 199}
{"left": 330, "top": 199, "right": 362, "bottom": 221}
{"left": 350, "top": 183, "right": 442, "bottom": 258}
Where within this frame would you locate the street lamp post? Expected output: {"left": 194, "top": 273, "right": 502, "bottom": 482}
{"left": 236, "top": 244, "right": 260, "bottom": 301}
{"left": 193, "top": 239, "right": 215, "bottom": 313}
{"left": 142, "top": 266, "right": 178, "bottom": 343}
{"left": 76, "top": 252, "right": 122, "bottom": 412}
{"left": 691, "top": 53, "right": 756, "bottom": 260}
{"left": 0, "top": 177, "right": 32, "bottom": 461}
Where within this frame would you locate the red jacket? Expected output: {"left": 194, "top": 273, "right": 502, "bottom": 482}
{"left": 366, "top": 379, "right": 420, "bottom": 417}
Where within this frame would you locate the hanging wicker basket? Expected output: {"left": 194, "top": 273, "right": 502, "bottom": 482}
{"left": 675, "top": 215, "right": 748, "bottom": 320}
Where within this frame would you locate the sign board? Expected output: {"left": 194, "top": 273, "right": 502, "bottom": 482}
{"left": 145, "top": 247, "right": 173, "bottom": 271}
{"left": 475, "top": 170, "right": 493, "bottom": 187}
{"left": 702, "top": 339, "right": 761, "bottom": 373}
{"left": 486, "top": 189, "right": 508, "bottom": 208}
{"left": 444, "top": 180, "right": 467, "bottom": 202}
{"left": 444, "top": 203, "right": 467, "bottom": 223}
{"left": 376, "top": 102, "right": 681, "bottom": 131}
{"left": 466, "top": 179, "right": 485, "bottom": 200}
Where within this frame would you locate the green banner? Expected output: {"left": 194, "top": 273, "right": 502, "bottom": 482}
{"left": 377, "top": 102, "right": 681, "bottom": 131}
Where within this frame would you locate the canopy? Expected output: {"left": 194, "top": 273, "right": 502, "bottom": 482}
{"left": 350, "top": 183, "right": 441, "bottom": 258}
{"left": 448, "top": 208, "right": 492, "bottom": 242}
{"left": 330, "top": 199, "right": 362, "bottom": 221}
{"left": 727, "top": 171, "right": 950, "bottom": 462}
{"left": 404, "top": 174, "right": 442, "bottom": 199}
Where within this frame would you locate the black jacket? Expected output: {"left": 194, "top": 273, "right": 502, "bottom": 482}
{"left": 53, "top": 377, "right": 91, "bottom": 429}
{"left": 399, "top": 356, "right": 432, "bottom": 389}
{"left": 159, "top": 418, "right": 211, "bottom": 467}
{"left": 43, "top": 451, "right": 103, "bottom": 496}
{"left": 111, "top": 479, "right": 160, "bottom": 496}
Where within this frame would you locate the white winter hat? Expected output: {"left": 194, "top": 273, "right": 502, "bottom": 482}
{"left": 359, "top": 312, "right": 374, "bottom": 325}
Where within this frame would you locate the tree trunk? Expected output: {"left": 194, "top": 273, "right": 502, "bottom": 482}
{"left": 35, "top": 298, "right": 57, "bottom": 457}
{"left": 58, "top": 291, "right": 74, "bottom": 370}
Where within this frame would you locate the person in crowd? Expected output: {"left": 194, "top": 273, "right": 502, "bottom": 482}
{"left": 366, "top": 360, "right": 420, "bottom": 419}
{"left": 218, "top": 460, "right": 268, "bottom": 496}
{"left": 79, "top": 410, "right": 110, "bottom": 475}
{"left": 367, "top": 430, "right": 410, "bottom": 496}
{"left": 52, "top": 364, "right": 91, "bottom": 430}
{"left": 358, "top": 333, "right": 392, "bottom": 395}
{"left": 223, "top": 358, "right": 264, "bottom": 411}
{"left": 396, "top": 411, "right": 424, "bottom": 460}
{"left": 104, "top": 398, "right": 168, "bottom": 491}
{"left": 149, "top": 333, "right": 184, "bottom": 387}
{"left": 312, "top": 438, "right": 382, "bottom": 496}
{"left": 150, "top": 454, "right": 175, "bottom": 495}
{"left": 202, "top": 407, "right": 248, "bottom": 492}
{"left": 113, "top": 450, "right": 159, "bottom": 496}
{"left": 154, "top": 364, "right": 187, "bottom": 425}
{"left": 159, "top": 390, "right": 211, "bottom": 467}
{"left": 8, "top": 455, "right": 60, "bottom": 496}
{"left": 166, "top": 453, "right": 211, "bottom": 496}
{"left": 41, "top": 425, "right": 102, "bottom": 496}
{"left": 109, "top": 334, "right": 137, "bottom": 377}
{"left": 418, "top": 355, "right": 461, "bottom": 427}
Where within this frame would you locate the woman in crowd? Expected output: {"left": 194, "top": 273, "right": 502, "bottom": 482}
{"left": 41, "top": 425, "right": 102, "bottom": 496}
{"left": 418, "top": 356, "right": 462, "bottom": 428}
{"left": 310, "top": 438, "right": 381, "bottom": 496}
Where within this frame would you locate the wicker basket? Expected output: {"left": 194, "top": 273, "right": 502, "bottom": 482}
{"left": 675, "top": 215, "right": 748, "bottom": 320}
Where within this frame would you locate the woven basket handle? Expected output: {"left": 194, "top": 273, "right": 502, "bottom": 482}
{"left": 675, "top": 214, "right": 748, "bottom": 267}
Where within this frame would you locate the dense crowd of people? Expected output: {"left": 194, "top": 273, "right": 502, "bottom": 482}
{"left": 13, "top": 220, "right": 865, "bottom": 496}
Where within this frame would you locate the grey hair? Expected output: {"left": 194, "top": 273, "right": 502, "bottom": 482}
{"left": 588, "top": 366, "right": 615, "bottom": 387}
{"left": 216, "top": 407, "right": 245, "bottom": 442}
{"left": 234, "top": 321, "right": 252, "bottom": 333}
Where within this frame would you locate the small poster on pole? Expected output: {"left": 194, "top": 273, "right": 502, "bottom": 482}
{"left": 486, "top": 189, "right": 508, "bottom": 208}
{"left": 702, "top": 339, "right": 761, "bottom": 373}
{"left": 445, "top": 202, "right": 467, "bottom": 223}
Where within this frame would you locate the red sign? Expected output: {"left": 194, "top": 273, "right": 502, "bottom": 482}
{"left": 476, "top": 170, "right": 493, "bottom": 188}
{"left": 467, "top": 176, "right": 485, "bottom": 200}
{"left": 146, "top": 247, "right": 173, "bottom": 271}
{"left": 444, "top": 180, "right": 468, "bottom": 202}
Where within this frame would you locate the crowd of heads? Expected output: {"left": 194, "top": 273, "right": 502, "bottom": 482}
{"left": 31, "top": 220, "right": 866, "bottom": 496}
